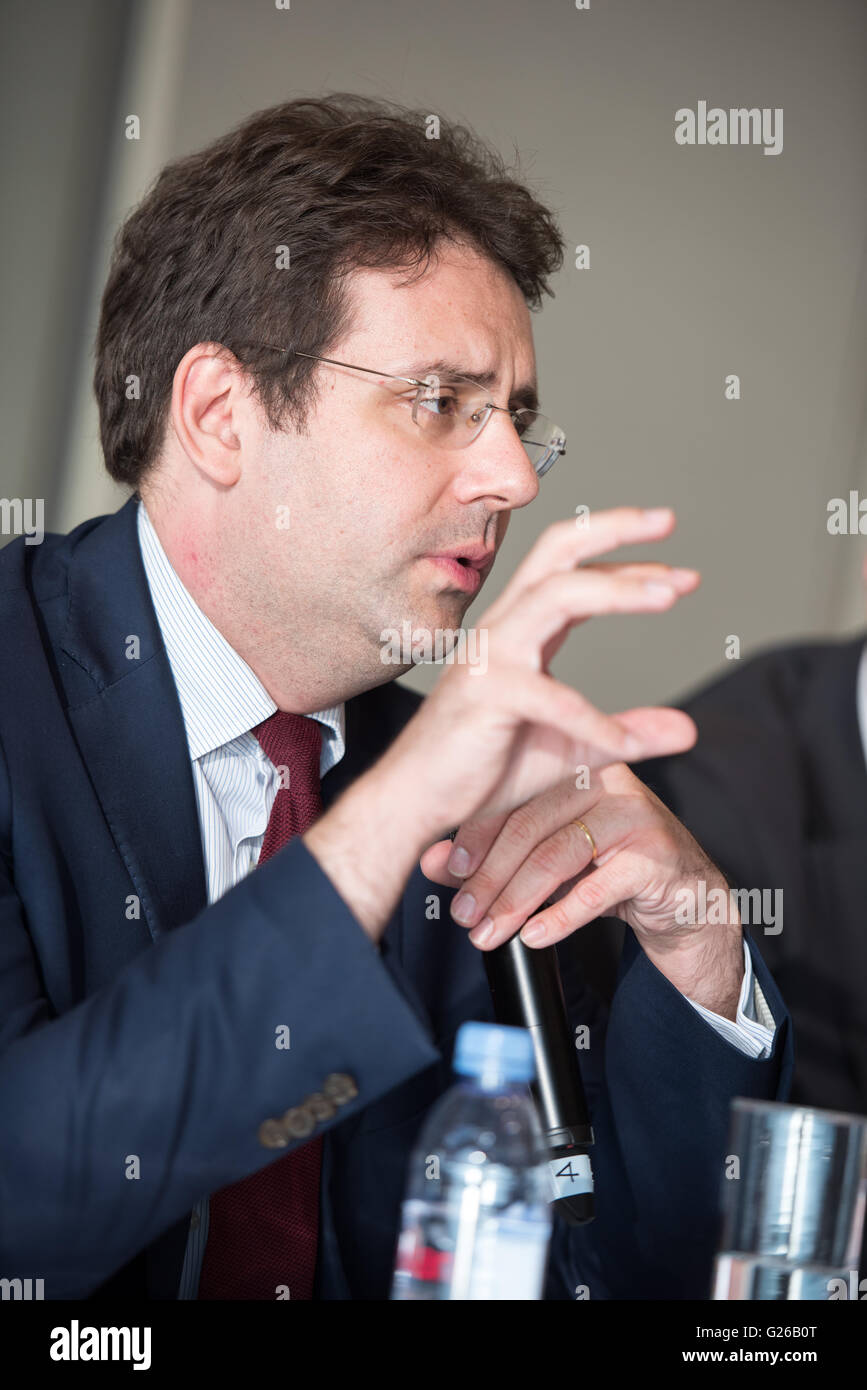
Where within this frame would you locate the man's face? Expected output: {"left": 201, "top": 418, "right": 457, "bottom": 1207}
{"left": 251, "top": 239, "right": 541, "bottom": 687}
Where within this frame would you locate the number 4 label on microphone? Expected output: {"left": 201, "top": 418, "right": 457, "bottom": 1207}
{"left": 548, "top": 1154, "right": 593, "bottom": 1200}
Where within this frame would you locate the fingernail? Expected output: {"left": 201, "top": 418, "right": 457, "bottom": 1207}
{"left": 447, "top": 845, "right": 472, "bottom": 876}
{"left": 644, "top": 582, "right": 675, "bottom": 601}
{"left": 624, "top": 735, "right": 644, "bottom": 758}
{"left": 469, "top": 916, "right": 494, "bottom": 946}
{"left": 642, "top": 508, "right": 672, "bottom": 524}
{"left": 520, "top": 921, "right": 546, "bottom": 944}
{"left": 451, "top": 892, "right": 476, "bottom": 924}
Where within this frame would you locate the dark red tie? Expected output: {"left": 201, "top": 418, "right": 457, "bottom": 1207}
{"left": 197, "top": 711, "right": 324, "bottom": 1300}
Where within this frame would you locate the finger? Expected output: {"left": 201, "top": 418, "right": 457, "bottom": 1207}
{"left": 447, "top": 781, "right": 583, "bottom": 890}
{"left": 485, "top": 667, "right": 648, "bottom": 766}
{"left": 482, "top": 507, "right": 677, "bottom": 623}
{"left": 429, "top": 759, "right": 648, "bottom": 890}
{"left": 463, "top": 670, "right": 696, "bottom": 812}
{"left": 587, "top": 562, "right": 691, "bottom": 577}
{"left": 516, "top": 854, "right": 647, "bottom": 949}
{"left": 495, "top": 568, "right": 694, "bottom": 658}
{"left": 613, "top": 706, "right": 698, "bottom": 759}
{"left": 585, "top": 562, "right": 699, "bottom": 591}
{"left": 420, "top": 704, "right": 695, "bottom": 891}
{"left": 419, "top": 669, "right": 691, "bottom": 839}
{"left": 534, "top": 565, "right": 700, "bottom": 670}
{"left": 423, "top": 765, "right": 611, "bottom": 888}
{"left": 419, "top": 838, "right": 460, "bottom": 884}
{"left": 419, "top": 807, "right": 512, "bottom": 883}
{"left": 462, "top": 794, "right": 649, "bottom": 947}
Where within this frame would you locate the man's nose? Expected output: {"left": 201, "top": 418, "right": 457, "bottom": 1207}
{"left": 449, "top": 410, "right": 540, "bottom": 509}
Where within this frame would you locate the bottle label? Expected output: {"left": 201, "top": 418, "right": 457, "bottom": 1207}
{"left": 547, "top": 1153, "right": 593, "bottom": 1200}
{"left": 392, "top": 1200, "right": 551, "bottom": 1300}
{"left": 454, "top": 1215, "right": 551, "bottom": 1299}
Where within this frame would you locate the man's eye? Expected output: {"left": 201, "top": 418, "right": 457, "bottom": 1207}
{"left": 418, "top": 392, "right": 459, "bottom": 417}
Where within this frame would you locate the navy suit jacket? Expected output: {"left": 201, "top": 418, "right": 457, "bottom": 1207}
{"left": 0, "top": 497, "right": 792, "bottom": 1300}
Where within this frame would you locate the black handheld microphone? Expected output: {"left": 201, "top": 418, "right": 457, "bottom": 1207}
{"left": 483, "top": 932, "right": 595, "bottom": 1225}
{"left": 447, "top": 831, "right": 595, "bottom": 1224}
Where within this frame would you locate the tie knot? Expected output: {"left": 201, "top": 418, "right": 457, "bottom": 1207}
{"left": 252, "top": 710, "right": 323, "bottom": 801}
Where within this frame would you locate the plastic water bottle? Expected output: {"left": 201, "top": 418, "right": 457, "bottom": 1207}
{"left": 390, "top": 1021, "right": 554, "bottom": 1300}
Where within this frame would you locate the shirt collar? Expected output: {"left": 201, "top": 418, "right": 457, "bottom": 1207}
{"left": 136, "top": 499, "right": 345, "bottom": 766}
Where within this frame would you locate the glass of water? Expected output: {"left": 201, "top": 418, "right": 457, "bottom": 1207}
{"left": 713, "top": 1098, "right": 867, "bottom": 1300}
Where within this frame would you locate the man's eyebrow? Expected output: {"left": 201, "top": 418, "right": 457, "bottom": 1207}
{"left": 400, "top": 358, "right": 540, "bottom": 412}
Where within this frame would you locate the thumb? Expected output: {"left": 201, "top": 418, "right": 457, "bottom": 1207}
{"left": 612, "top": 706, "right": 697, "bottom": 761}
{"left": 419, "top": 838, "right": 463, "bottom": 885}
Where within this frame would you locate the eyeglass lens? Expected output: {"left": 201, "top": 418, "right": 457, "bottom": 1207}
{"left": 414, "top": 378, "right": 564, "bottom": 475}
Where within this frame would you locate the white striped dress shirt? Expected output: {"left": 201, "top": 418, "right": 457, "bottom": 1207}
{"left": 135, "top": 498, "right": 775, "bottom": 1299}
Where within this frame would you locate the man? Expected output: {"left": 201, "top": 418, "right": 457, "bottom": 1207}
{"left": 0, "top": 93, "right": 790, "bottom": 1302}
{"left": 639, "top": 629, "right": 867, "bottom": 1120}
{"left": 638, "top": 623, "right": 867, "bottom": 1282}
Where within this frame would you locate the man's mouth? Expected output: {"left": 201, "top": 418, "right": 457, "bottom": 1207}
{"left": 423, "top": 554, "right": 486, "bottom": 594}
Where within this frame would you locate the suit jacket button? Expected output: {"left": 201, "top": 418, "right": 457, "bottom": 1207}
{"left": 282, "top": 1105, "right": 316, "bottom": 1138}
{"left": 322, "top": 1072, "right": 359, "bottom": 1106}
{"left": 258, "top": 1117, "right": 288, "bottom": 1148}
{"left": 306, "top": 1091, "right": 336, "bottom": 1123}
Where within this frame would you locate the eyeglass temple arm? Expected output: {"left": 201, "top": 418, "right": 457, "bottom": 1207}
{"left": 255, "top": 345, "right": 428, "bottom": 390}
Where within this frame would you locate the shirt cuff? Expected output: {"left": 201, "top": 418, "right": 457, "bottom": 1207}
{"left": 683, "top": 937, "right": 776, "bottom": 1058}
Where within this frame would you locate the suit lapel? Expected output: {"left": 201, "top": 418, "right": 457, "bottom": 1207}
{"left": 58, "top": 496, "right": 208, "bottom": 943}
{"left": 50, "top": 497, "right": 208, "bottom": 1298}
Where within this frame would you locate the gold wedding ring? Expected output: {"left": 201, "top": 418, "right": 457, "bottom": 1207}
{"left": 571, "top": 817, "right": 598, "bottom": 861}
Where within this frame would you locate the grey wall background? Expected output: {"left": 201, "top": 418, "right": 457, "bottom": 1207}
{"left": 2, "top": 0, "right": 866, "bottom": 714}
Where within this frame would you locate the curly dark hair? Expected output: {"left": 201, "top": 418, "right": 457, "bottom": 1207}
{"left": 93, "top": 93, "right": 565, "bottom": 491}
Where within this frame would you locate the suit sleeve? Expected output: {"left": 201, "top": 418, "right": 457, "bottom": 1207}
{"left": 0, "top": 786, "right": 442, "bottom": 1298}
{"left": 545, "top": 926, "right": 792, "bottom": 1300}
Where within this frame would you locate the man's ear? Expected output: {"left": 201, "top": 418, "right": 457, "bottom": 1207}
{"left": 169, "top": 343, "right": 245, "bottom": 486}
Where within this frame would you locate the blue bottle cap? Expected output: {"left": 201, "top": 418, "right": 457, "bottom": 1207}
{"left": 453, "top": 1021, "right": 536, "bottom": 1083}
